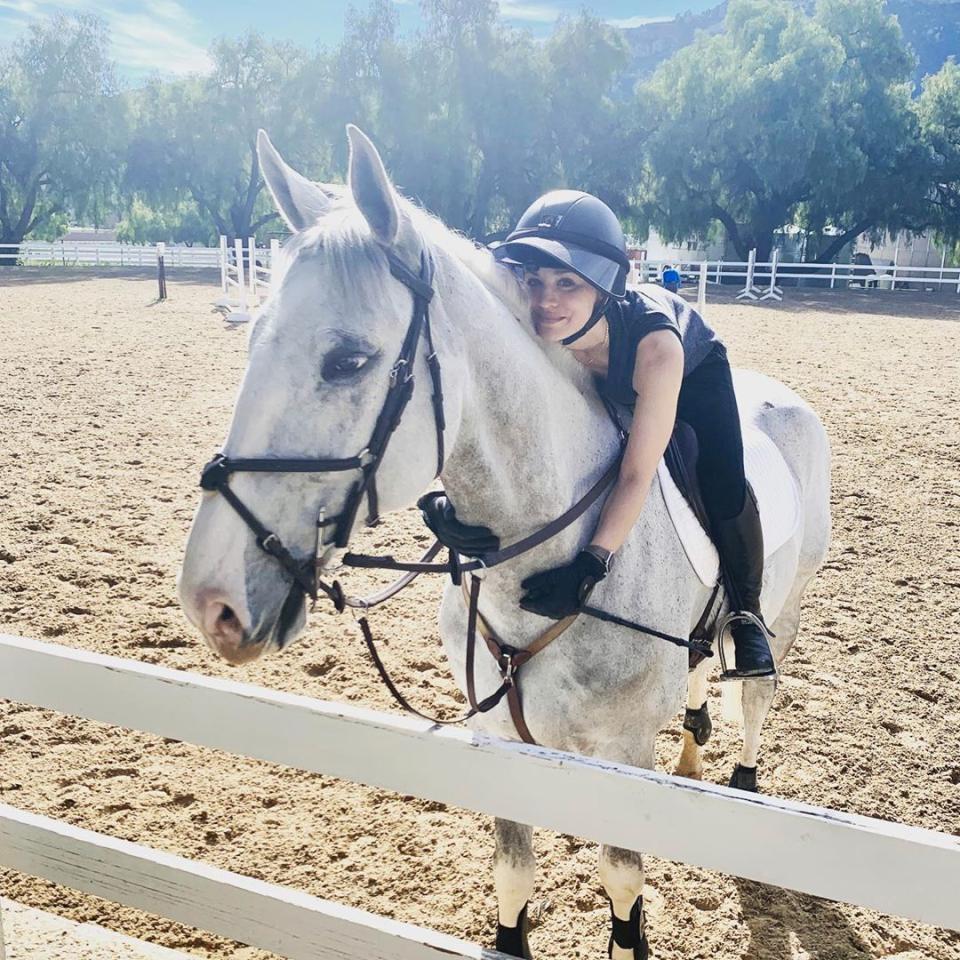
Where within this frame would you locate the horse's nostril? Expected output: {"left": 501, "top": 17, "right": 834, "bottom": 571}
{"left": 218, "top": 604, "right": 237, "bottom": 624}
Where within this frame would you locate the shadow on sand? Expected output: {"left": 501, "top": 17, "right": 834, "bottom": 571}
{"left": 735, "top": 878, "right": 877, "bottom": 960}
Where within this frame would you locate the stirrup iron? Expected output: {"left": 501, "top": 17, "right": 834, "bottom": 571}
{"left": 717, "top": 610, "right": 777, "bottom": 682}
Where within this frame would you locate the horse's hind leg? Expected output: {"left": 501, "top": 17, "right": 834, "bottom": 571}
{"left": 493, "top": 818, "right": 535, "bottom": 958}
{"left": 675, "top": 655, "right": 711, "bottom": 780}
{"left": 599, "top": 845, "right": 649, "bottom": 960}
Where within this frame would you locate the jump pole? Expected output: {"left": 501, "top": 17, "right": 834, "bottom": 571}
{"left": 736, "top": 249, "right": 760, "bottom": 300}
{"left": 233, "top": 238, "right": 248, "bottom": 313}
{"left": 219, "top": 235, "right": 228, "bottom": 294}
{"left": 760, "top": 249, "right": 783, "bottom": 301}
{"left": 697, "top": 260, "right": 708, "bottom": 310}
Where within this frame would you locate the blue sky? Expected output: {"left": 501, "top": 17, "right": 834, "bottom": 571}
{"left": 0, "top": 0, "right": 717, "bottom": 81}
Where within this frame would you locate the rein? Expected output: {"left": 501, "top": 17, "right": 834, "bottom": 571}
{"left": 198, "top": 244, "right": 711, "bottom": 745}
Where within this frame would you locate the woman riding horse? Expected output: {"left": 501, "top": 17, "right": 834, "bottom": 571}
{"left": 421, "top": 190, "right": 776, "bottom": 681}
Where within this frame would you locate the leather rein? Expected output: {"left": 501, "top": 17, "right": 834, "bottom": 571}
{"left": 198, "top": 246, "right": 712, "bottom": 744}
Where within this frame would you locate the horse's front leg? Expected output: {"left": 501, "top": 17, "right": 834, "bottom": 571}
{"left": 599, "top": 845, "right": 649, "bottom": 960}
{"left": 493, "top": 818, "right": 535, "bottom": 958}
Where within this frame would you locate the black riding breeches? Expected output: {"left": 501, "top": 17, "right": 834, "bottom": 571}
{"left": 676, "top": 346, "right": 747, "bottom": 525}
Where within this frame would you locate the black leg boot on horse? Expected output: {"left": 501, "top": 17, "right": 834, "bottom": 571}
{"left": 608, "top": 896, "right": 649, "bottom": 960}
{"left": 714, "top": 488, "right": 777, "bottom": 682}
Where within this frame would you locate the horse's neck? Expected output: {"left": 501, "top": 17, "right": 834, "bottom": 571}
{"left": 437, "top": 274, "right": 618, "bottom": 555}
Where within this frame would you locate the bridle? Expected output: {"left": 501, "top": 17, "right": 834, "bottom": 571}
{"left": 197, "top": 241, "right": 712, "bottom": 744}
{"left": 199, "top": 248, "right": 446, "bottom": 610}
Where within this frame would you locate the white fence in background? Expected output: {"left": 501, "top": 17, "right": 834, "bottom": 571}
{"left": 0, "top": 632, "right": 958, "bottom": 960}
{"left": 4, "top": 239, "right": 960, "bottom": 310}
{"left": 0, "top": 240, "right": 222, "bottom": 268}
{"left": 632, "top": 249, "right": 960, "bottom": 302}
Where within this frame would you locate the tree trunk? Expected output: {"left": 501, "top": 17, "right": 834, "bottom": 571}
{"left": 813, "top": 220, "right": 873, "bottom": 263}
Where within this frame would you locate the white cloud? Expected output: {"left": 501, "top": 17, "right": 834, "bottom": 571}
{"left": 144, "top": 0, "right": 194, "bottom": 25}
{"left": 498, "top": 2, "right": 561, "bottom": 23}
{"left": 108, "top": 8, "right": 211, "bottom": 75}
{"left": 0, "top": 0, "right": 211, "bottom": 76}
{"left": 0, "top": 0, "right": 39, "bottom": 14}
{"left": 606, "top": 14, "right": 673, "bottom": 28}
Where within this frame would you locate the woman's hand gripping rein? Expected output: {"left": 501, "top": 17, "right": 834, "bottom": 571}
{"left": 519, "top": 548, "right": 610, "bottom": 620}
{"left": 417, "top": 492, "right": 500, "bottom": 557}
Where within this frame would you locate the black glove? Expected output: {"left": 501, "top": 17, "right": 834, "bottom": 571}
{"left": 519, "top": 550, "right": 608, "bottom": 620}
{"left": 417, "top": 491, "right": 500, "bottom": 557}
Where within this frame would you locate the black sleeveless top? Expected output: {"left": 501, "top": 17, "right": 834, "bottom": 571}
{"left": 597, "top": 284, "right": 722, "bottom": 406}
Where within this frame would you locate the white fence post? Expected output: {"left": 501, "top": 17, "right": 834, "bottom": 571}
{"left": 248, "top": 236, "right": 257, "bottom": 298}
{"left": 697, "top": 261, "right": 708, "bottom": 310}
{"left": 892, "top": 236, "right": 900, "bottom": 290}
{"left": 270, "top": 238, "right": 279, "bottom": 271}
{"left": 760, "top": 249, "right": 783, "bottom": 301}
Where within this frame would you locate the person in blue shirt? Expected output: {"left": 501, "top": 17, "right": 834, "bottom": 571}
{"left": 661, "top": 264, "right": 681, "bottom": 293}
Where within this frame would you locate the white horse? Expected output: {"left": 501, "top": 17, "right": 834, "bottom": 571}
{"left": 178, "top": 126, "right": 831, "bottom": 959}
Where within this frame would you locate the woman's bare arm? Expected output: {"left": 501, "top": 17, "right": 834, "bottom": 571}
{"left": 590, "top": 328, "right": 683, "bottom": 554}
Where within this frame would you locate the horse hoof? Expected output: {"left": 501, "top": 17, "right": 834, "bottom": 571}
{"left": 728, "top": 763, "right": 758, "bottom": 792}
{"left": 496, "top": 903, "right": 532, "bottom": 959}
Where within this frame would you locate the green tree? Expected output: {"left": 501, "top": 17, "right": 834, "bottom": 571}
{"left": 0, "top": 14, "right": 124, "bottom": 246}
{"left": 918, "top": 58, "right": 960, "bottom": 246}
{"left": 126, "top": 33, "right": 314, "bottom": 241}
{"left": 116, "top": 198, "right": 214, "bottom": 245}
{"left": 637, "top": 0, "right": 922, "bottom": 262}
{"left": 797, "top": 0, "right": 927, "bottom": 261}
{"left": 543, "top": 14, "right": 642, "bottom": 223}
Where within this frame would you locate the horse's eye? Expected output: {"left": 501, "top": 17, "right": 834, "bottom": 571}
{"left": 322, "top": 351, "right": 371, "bottom": 381}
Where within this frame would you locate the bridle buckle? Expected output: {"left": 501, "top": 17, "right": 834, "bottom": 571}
{"left": 390, "top": 358, "right": 412, "bottom": 385}
{"left": 499, "top": 648, "right": 518, "bottom": 685}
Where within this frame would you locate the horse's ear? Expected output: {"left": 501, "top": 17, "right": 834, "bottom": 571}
{"left": 257, "top": 130, "right": 332, "bottom": 233}
{"left": 347, "top": 124, "right": 402, "bottom": 246}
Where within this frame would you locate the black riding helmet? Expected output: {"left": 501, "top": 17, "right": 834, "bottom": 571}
{"left": 493, "top": 190, "right": 630, "bottom": 345}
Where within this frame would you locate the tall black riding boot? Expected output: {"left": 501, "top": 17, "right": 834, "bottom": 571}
{"left": 713, "top": 489, "right": 777, "bottom": 680}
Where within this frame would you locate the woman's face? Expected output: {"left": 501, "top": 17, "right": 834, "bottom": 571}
{"left": 524, "top": 267, "right": 602, "bottom": 343}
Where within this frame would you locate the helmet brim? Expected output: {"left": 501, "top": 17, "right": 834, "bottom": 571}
{"left": 494, "top": 236, "right": 625, "bottom": 298}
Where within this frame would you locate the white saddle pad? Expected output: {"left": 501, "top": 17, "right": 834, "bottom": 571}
{"left": 657, "top": 427, "right": 801, "bottom": 586}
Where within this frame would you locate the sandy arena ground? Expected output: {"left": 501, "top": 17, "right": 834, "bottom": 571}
{"left": 0, "top": 271, "right": 958, "bottom": 960}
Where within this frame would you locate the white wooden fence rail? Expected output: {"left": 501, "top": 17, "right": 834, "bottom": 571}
{"left": 1, "top": 633, "right": 959, "bottom": 936}
{"left": 0, "top": 805, "right": 498, "bottom": 960}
